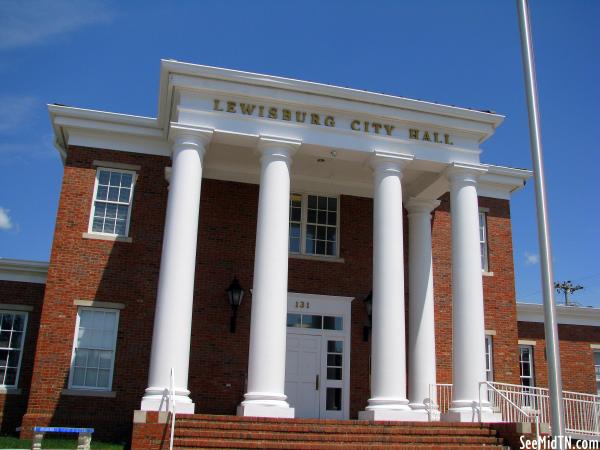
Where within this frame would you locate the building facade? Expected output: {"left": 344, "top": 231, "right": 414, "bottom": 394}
{"left": 0, "top": 61, "right": 596, "bottom": 441}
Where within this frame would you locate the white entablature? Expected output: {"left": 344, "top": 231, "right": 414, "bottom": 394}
{"left": 49, "top": 60, "right": 529, "bottom": 200}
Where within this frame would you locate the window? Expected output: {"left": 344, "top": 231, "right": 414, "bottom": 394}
{"left": 520, "top": 345, "right": 535, "bottom": 406}
{"left": 485, "top": 335, "right": 494, "bottom": 382}
{"left": 289, "top": 193, "right": 339, "bottom": 257}
{"left": 479, "top": 210, "right": 489, "bottom": 272}
{"left": 594, "top": 352, "right": 600, "bottom": 395}
{"left": 0, "top": 311, "right": 27, "bottom": 387}
{"left": 89, "top": 168, "right": 135, "bottom": 237}
{"left": 69, "top": 308, "right": 119, "bottom": 391}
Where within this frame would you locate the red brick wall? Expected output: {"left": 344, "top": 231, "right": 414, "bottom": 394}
{"left": 19, "top": 145, "right": 521, "bottom": 442}
{"left": 518, "top": 321, "right": 600, "bottom": 394}
{"left": 0, "top": 280, "right": 44, "bottom": 434}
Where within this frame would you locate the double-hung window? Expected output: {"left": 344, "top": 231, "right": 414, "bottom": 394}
{"left": 519, "top": 345, "right": 535, "bottom": 406}
{"left": 289, "top": 193, "right": 339, "bottom": 257}
{"left": 69, "top": 307, "right": 119, "bottom": 391}
{"left": 485, "top": 335, "right": 494, "bottom": 382}
{"left": 0, "top": 311, "right": 27, "bottom": 387}
{"left": 479, "top": 210, "right": 489, "bottom": 272}
{"left": 89, "top": 168, "right": 135, "bottom": 237}
{"left": 594, "top": 352, "right": 600, "bottom": 395}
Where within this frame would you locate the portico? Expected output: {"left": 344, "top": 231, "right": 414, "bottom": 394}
{"left": 54, "top": 61, "right": 528, "bottom": 423}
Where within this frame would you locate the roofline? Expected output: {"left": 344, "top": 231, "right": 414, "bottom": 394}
{"left": 0, "top": 258, "right": 48, "bottom": 284}
{"left": 157, "top": 59, "right": 505, "bottom": 131}
{"left": 517, "top": 302, "right": 600, "bottom": 327}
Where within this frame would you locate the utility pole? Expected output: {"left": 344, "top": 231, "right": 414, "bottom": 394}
{"left": 554, "top": 281, "right": 584, "bottom": 306}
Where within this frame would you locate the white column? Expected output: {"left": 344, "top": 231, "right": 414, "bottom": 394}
{"left": 442, "top": 163, "right": 499, "bottom": 422}
{"left": 406, "top": 197, "right": 440, "bottom": 420}
{"left": 141, "top": 126, "right": 212, "bottom": 414}
{"left": 237, "top": 136, "right": 299, "bottom": 418}
{"left": 359, "top": 152, "right": 422, "bottom": 421}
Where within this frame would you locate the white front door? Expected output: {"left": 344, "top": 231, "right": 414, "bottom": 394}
{"left": 284, "top": 293, "right": 353, "bottom": 419}
{"left": 285, "top": 333, "right": 321, "bottom": 418}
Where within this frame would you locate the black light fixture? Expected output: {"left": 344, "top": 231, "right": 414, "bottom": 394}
{"left": 226, "top": 277, "right": 244, "bottom": 333}
{"left": 363, "top": 290, "right": 373, "bottom": 342}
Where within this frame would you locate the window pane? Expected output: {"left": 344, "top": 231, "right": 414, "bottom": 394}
{"left": 106, "top": 204, "right": 117, "bottom": 219}
{"left": 121, "top": 173, "right": 133, "bottom": 188}
{"left": 99, "top": 351, "right": 112, "bottom": 369}
{"left": 5, "top": 368, "right": 16, "bottom": 385}
{"left": 119, "top": 188, "right": 131, "bottom": 203}
{"left": 0, "top": 332, "right": 9, "bottom": 347}
{"left": 0, "top": 350, "right": 7, "bottom": 366}
{"left": 326, "top": 387, "right": 342, "bottom": 410}
{"left": 97, "top": 369, "right": 110, "bottom": 388}
{"left": 98, "top": 170, "right": 110, "bottom": 185}
{"left": 96, "top": 186, "right": 108, "bottom": 201}
{"left": 92, "top": 217, "right": 104, "bottom": 233}
{"left": 317, "top": 227, "right": 326, "bottom": 240}
{"left": 594, "top": 352, "right": 600, "bottom": 366}
{"left": 328, "top": 341, "right": 343, "bottom": 353}
{"left": 286, "top": 314, "right": 301, "bottom": 328}
{"left": 291, "top": 207, "right": 301, "bottom": 222}
{"left": 326, "top": 242, "right": 336, "bottom": 256}
{"left": 7, "top": 350, "right": 20, "bottom": 367}
{"left": 307, "top": 209, "right": 316, "bottom": 223}
{"left": 327, "top": 212, "right": 336, "bottom": 226}
{"left": 73, "top": 367, "right": 85, "bottom": 386}
{"left": 74, "top": 348, "right": 87, "bottom": 367}
{"left": 318, "top": 196, "right": 327, "bottom": 209}
{"left": 84, "top": 368, "right": 98, "bottom": 387}
{"left": 308, "top": 195, "right": 317, "bottom": 209}
{"left": 302, "top": 315, "right": 322, "bottom": 329}
{"left": 107, "top": 187, "right": 119, "bottom": 202}
{"left": 306, "top": 225, "right": 316, "bottom": 240}
{"left": 327, "top": 354, "right": 342, "bottom": 366}
{"left": 289, "top": 237, "right": 300, "bottom": 253}
{"left": 1, "top": 314, "right": 13, "bottom": 330}
{"left": 290, "top": 223, "right": 301, "bottom": 238}
{"left": 109, "top": 171, "right": 121, "bottom": 186}
{"left": 328, "top": 197, "right": 337, "bottom": 210}
{"left": 323, "top": 316, "right": 343, "bottom": 330}
{"left": 87, "top": 350, "right": 99, "bottom": 368}
{"left": 306, "top": 239, "right": 315, "bottom": 254}
{"left": 326, "top": 227, "right": 336, "bottom": 241}
{"left": 115, "top": 221, "right": 126, "bottom": 236}
{"left": 327, "top": 368, "right": 342, "bottom": 380}
{"left": 317, "top": 211, "right": 326, "bottom": 224}
{"left": 315, "top": 241, "right": 325, "bottom": 254}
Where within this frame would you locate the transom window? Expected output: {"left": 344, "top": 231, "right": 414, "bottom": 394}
{"left": 286, "top": 313, "right": 343, "bottom": 331}
{"left": 289, "top": 193, "right": 339, "bottom": 257}
{"left": 0, "top": 311, "right": 27, "bottom": 387}
{"left": 89, "top": 168, "right": 135, "bottom": 236}
{"left": 479, "top": 210, "right": 489, "bottom": 272}
{"left": 69, "top": 307, "right": 119, "bottom": 391}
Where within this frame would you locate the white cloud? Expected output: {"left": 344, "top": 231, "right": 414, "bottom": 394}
{"left": 524, "top": 252, "right": 540, "bottom": 266}
{"left": 0, "top": 207, "right": 13, "bottom": 230}
{"left": 0, "top": 0, "right": 115, "bottom": 50}
{"left": 0, "top": 96, "right": 37, "bottom": 133}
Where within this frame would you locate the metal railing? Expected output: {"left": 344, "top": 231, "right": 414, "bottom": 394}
{"left": 430, "top": 381, "right": 600, "bottom": 438}
{"left": 169, "top": 368, "right": 176, "bottom": 450}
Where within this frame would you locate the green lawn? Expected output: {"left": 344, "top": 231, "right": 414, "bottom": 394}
{"left": 0, "top": 435, "right": 125, "bottom": 449}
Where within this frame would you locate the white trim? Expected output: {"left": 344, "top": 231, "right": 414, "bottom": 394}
{"left": 485, "top": 330, "right": 496, "bottom": 336}
{"left": 61, "top": 388, "right": 116, "bottom": 398}
{"left": 0, "top": 304, "right": 33, "bottom": 312}
{"left": 0, "top": 259, "right": 48, "bottom": 284}
{"left": 92, "top": 160, "right": 141, "bottom": 171}
{"left": 0, "top": 387, "right": 21, "bottom": 395}
{"left": 68, "top": 307, "right": 120, "bottom": 392}
{"left": 82, "top": 233, "right": 133, "bottom": 243}
{"left": 517, "top": 302, "right": 600, "bottom": 327}
{"left": 289, "top": 254, "right": 345, "bottom": 264}
{"left": 590, "top": 344, "right": 600, "bottom": 350}
{"left": 73, "top": 300, "right": 125, "bottom": 310}
{"left": 519, "top": 340, "right": 537, "bottom": 346}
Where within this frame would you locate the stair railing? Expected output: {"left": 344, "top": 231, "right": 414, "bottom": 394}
{"left": 169, "top": 367, "right": 176, "bottom": 450}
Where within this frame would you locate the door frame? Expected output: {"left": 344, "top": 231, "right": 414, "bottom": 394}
{"left": 287, "top": 292, "right": 354, "bottom": 419}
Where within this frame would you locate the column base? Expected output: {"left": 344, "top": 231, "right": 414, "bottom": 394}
{"left": 441, "top": 407, "right": 502, "bottom": 423}
{"left": 140, "top": 388, "right": 195, "bottom": 414}
{"left": 359, "top": 408, "right": 430, "bottom": 421}
{"left": 237, "top": 403, "right": 295, "bottom": 418}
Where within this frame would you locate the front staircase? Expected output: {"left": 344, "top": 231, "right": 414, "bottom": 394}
{"left": 166, "top": 414, "right": 508, "bottom": 449}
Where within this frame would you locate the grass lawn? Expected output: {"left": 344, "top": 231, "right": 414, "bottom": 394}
{"left": 0, "top": 435, "right": 125, "bottom": 449}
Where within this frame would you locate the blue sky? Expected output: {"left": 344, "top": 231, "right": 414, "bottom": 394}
{"left": 0, "top": 0, "right": 598, "bottom": 306}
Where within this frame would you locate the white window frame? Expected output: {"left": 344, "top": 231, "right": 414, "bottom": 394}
{"left": 479, "top": 209, "right": 489, "bottom": 272}
{"left": 68, "top": 307, "right": 119, "bottom": 391}
{"left": 0, "top": 310, "right": 28, "bottom": 388}
{"left": 519, "top": 344, "right": 535, "bottom": 387}
{"left": 87, "top": 167, "right": 136, "bottom": 238}
{"left": 485, "top": 335, "right": 494, "bottom": 382}
{"left": 289, "top": 192, "right": 341, "bottom": 258}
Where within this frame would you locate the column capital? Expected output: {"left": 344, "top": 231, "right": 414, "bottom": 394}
{"left": 405, "top": 197, "right": 441, "bottom": 215}
{"left": 168, "top": 123, "right": 214, "bottom": 149}
{"left": 445, "top": 163, "right": 487, "bottom": 185}
{"left": 256, "top": 135, "right": 301, "bottom": 164}
{"left": 369, "top": 150, "right": 414, "bottom": 174}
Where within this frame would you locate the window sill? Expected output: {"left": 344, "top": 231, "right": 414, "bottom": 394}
{"left": 82, "top": 233, "right": 132, "bottom": 243}
{"left": 289, "top": 253, "right": 345, "bottom": 263}
{"left": 61, "top": 388, "right": 116, "bottom": 398}
{"left": 0, "top": 387, "right": 21, "bottom": 395}
{"left": 482, "top": 271, "right": 494, "bottom": 277}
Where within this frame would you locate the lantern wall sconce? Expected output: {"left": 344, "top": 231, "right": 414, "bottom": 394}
{"left": 226, "top": 277, "right": 244, "bottom": 333}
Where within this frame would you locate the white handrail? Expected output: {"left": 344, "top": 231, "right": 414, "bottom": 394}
{"left": 169, "top": 368, "right": 176, "bottom": 450}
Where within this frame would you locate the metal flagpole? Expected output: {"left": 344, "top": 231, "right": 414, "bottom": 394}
{"left": 516, "top": 0, "right": 566, "bottom": 443}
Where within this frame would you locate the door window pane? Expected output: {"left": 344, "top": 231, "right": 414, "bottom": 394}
{"left": 326, "top": 387, "right": 342, "bottom": 411}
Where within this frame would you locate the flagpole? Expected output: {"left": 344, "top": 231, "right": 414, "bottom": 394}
{"left": 516, "top": 0, "right": 565, "bottom": 443}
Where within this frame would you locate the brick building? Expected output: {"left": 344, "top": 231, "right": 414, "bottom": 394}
{"left": 0, "top": 61, "right": 597, "bottom": 442}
